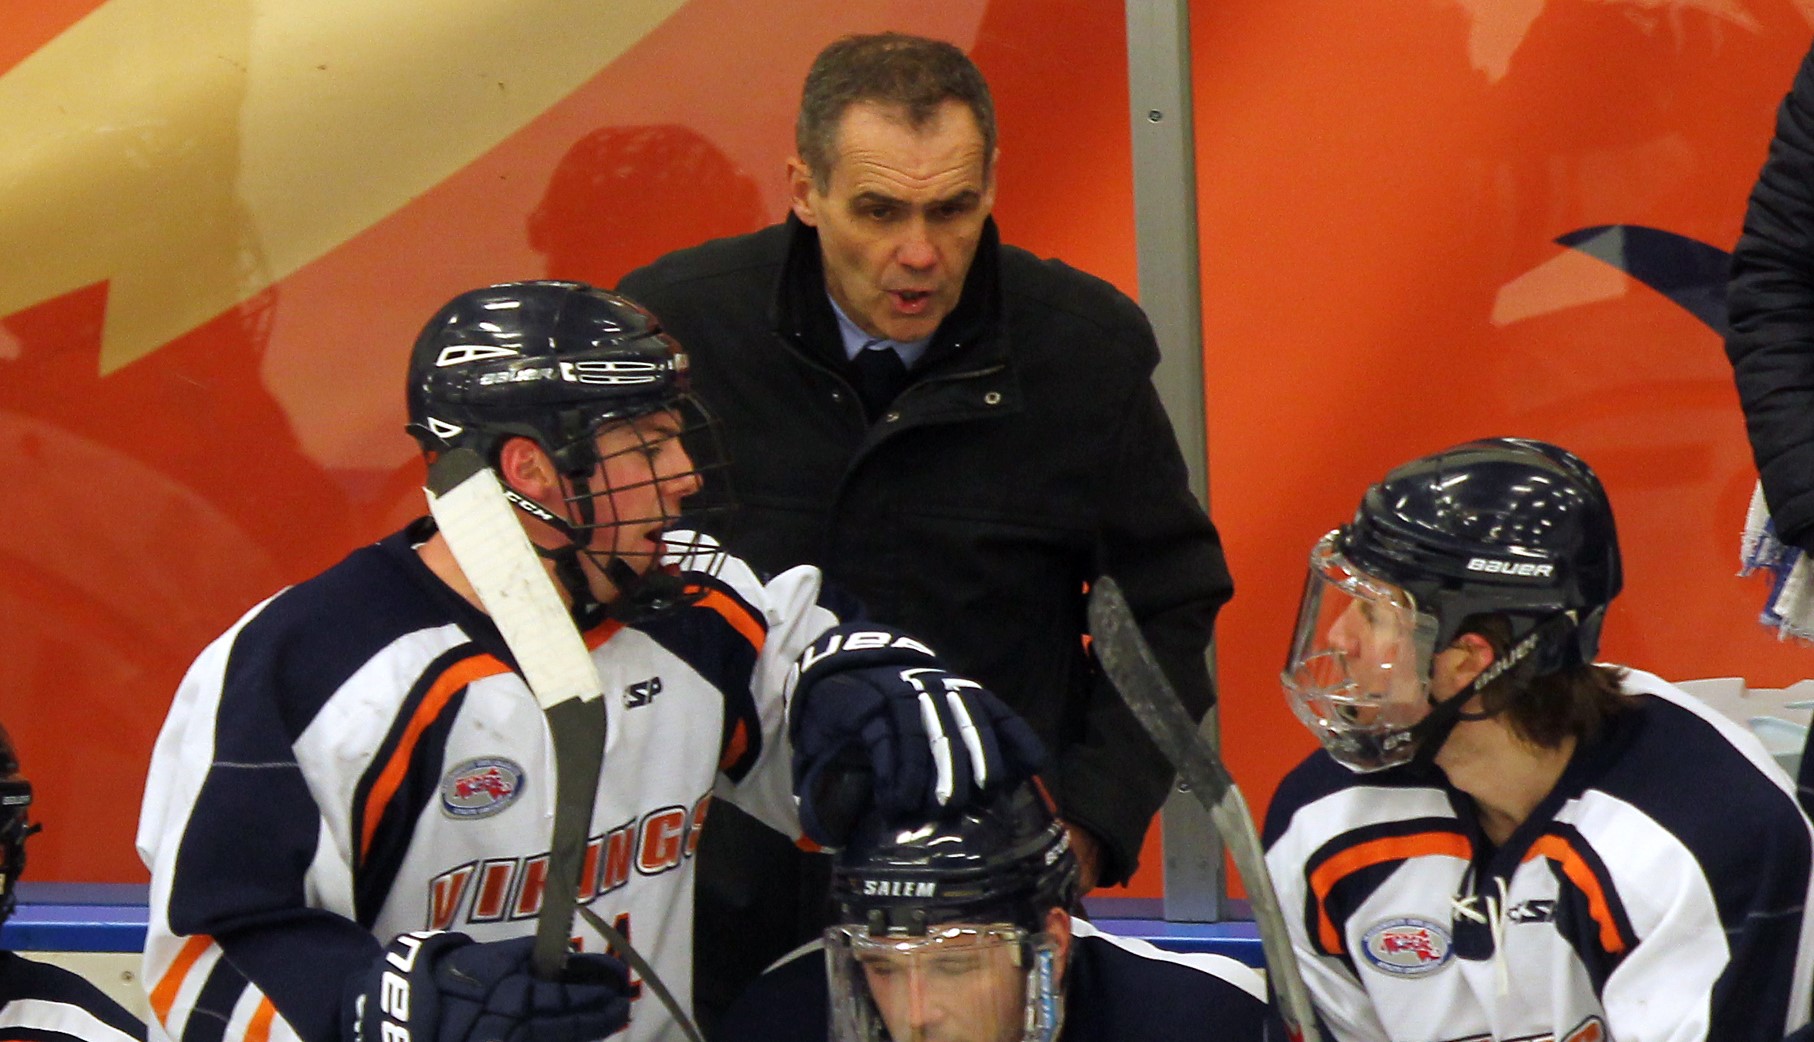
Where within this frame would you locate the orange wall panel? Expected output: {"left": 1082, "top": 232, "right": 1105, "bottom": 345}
{"left": 1193, "top": 2, "right": 1814, "bottom": 904}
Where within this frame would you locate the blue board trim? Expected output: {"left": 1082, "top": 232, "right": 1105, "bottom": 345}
{"left": 4, "top": 886, "right": 1264, "bottom": 964}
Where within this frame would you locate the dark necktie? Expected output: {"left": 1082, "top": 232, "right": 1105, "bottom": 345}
{"left": 851, "top": 344, "right": 909, "bottom": 418}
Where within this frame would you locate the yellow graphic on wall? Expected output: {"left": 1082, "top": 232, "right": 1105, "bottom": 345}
{"left": 0, "top": 0, "right": 685, "bottom": 374}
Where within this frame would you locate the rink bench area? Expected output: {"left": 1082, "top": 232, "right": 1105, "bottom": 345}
{"left": 16, "top": 675, "right": 1802, "bottom": 1020}
{"left": 2, "top": 884, "right": 1264, "bottom": 962}
{"left": 5, "top": 883, "right": 152, "bottom": 953}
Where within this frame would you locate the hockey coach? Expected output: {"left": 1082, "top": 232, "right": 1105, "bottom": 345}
{"left": 617, "top": 31, "right": 1233, "bottom": 1021}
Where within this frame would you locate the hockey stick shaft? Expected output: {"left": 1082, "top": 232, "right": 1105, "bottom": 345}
{"left": 576, "top": 906, "right": 705, "bottom": 1042}
{"left": 425, "top": 448, "right": 607, "bottom": 981}
{"left": 1087, "top": 577, "right": 1322, "bottom": 1042}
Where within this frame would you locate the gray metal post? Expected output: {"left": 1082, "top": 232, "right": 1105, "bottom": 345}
{"left": 1124, "top": 0, "right": 1225, "bottom": 922}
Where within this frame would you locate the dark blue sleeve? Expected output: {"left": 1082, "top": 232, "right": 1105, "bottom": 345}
{"left": 712, "top": 947, "right": 829, "bottom": 1042}
{"left": 157, "top": 540, "right": 450, "bottom": 1042}
{"left": 1728, "top": 42, "right": 1814, "bottom": 551}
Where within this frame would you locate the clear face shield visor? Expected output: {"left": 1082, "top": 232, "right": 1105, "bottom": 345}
{"left": 825, "top": 925, "right": 1062, "bottom": 1042}
{"left": 1281, "top": 532, "right": 1441, "bottom": 772}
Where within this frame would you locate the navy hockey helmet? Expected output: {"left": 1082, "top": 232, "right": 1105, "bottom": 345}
{"left": 831, "top": 779, "right": 1079, "bottom": 936}
{"left": 1341, "top": 437, "right": 1622, "bottom": 673}
{"left": 405, "top": 281, "right": 732, "bottom": 621}
{"left": 405, "top": 280, "right": 692, "bottom": 476}
{"left": 827, "top": 781, "right": 1078, "bottom": 1042}
{"left": 1282, "top": 438, "right": 1622, "bottom": 771}
{"left": 0, "top": 723, "right": 41, "bottom": 928}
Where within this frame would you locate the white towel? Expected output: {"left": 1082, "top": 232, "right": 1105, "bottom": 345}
{"left": 1740, "top": 481, "right": 1814, "bottom": 642}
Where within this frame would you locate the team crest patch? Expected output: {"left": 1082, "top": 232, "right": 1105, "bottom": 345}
{"left": 1360, "top": 916, "right": 1453, "bottom": 977}
{"left": 441, "top": 758, "right": 524, "bottom": 819}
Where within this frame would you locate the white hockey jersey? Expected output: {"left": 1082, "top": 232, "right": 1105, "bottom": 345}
{"left": 1263, "top": 669, "right": 1814, "bottom": 1042}
{"left": 137, "top": 521, "right": 843, "bottom": 1042}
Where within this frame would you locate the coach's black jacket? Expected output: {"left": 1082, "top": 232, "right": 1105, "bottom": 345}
{"left": 1729, "top": 42, "right": 1814, "bottom": 553}
{"left": 619, "top": 216, "right": 1232, "bottom": 880}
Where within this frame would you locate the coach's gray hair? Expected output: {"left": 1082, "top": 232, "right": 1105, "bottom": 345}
{"left": 796, "top": 32, "right": 996, "bottom": 192}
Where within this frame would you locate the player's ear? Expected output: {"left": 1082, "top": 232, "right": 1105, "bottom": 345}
{"left": 496, "top": 437, "right": 559, "bottom": 502}
{"left": 1444, "top": 632, "right": 1497, "bottom": 692}
{"left": 788, "top": 156, "right": 821, "bottom": 227}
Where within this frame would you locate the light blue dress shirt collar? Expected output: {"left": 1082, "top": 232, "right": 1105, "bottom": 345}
{"left": 828, "top": 293, "right": 932, "bottom": 369}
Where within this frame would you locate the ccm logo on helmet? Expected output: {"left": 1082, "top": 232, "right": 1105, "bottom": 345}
{"left": 1466, "top": 558, "right": 1554, "bottom": 578}
{"left": 862, "top": 880, "right": 936, "bottom": 897}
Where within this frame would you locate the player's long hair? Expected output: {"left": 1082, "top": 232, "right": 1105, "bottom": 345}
{"left": 1459, "top": 613, "right": 1628, "bottom": 750}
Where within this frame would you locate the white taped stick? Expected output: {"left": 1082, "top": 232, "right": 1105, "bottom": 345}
{"left": 425, "top": 456, "right": 601, "bottom": 710}
{"left": 424, "top": 448, "right": 608, "bottom": 982}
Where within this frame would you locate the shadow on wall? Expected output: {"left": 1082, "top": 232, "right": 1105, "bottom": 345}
{"left": 0, "top": 281, "right": 358, "bottom": 883}
{"left": 530, "top": 124, "right": 767, "bottom": 289}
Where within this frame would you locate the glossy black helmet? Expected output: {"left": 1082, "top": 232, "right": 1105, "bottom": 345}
{"left": 832, "top": 780, "right": 1079, "bottom": 936}
{"left": 406, "top": 280, "right": 731, "bottom": 622}
{"left": 0, "top": 723, "right": 39, "bottom": 927}
{"left": 405, "top": 280, "right": 690, "bottom": 476}
{"left": 1339, "top": 437, "right": 1622, "bottom": 677}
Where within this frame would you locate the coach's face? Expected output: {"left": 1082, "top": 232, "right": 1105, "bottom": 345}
{"left": 789, "top": 98, "right": 996, "bottom": 344}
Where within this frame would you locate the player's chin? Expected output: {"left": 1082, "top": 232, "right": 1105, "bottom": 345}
{"left": 613, "top": 552, "right": 663, "bottom": 578}
{"left": 640, "top": 529, "right": 673, "bottom": 560}
{"left": 627, "top": 538, "right": 674, "bottom": 573}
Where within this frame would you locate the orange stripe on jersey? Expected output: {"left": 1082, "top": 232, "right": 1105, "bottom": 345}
{"left": 1524, "top": 834, "right": 1627, "bottom": 955}
{"left": 150, "top": 934, "right": 213, "bottom": 1025}
{"left": 688, "top": 586, "right": 766, "bottom": 650}
{"left": 360, "top": 653, "right": 512, "bottom": 861}
{"left": 246, "top": 997, "right": 278, "bottom": 1042}
{"left": 718, "top": 718, "right": 749, "bottom": 772}
{"left": 1309, "top": 832, "right": 1473, "bottom": 955}
{"left": 583, "top": 617, "right": 625, "bottom": 650}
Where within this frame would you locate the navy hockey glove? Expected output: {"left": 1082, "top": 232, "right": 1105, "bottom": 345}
{"left": 346, "top": 931, "right": 629, "bottom": 1042}
{"left": 789, "top": 624, "right": 1047, "bottom": 845}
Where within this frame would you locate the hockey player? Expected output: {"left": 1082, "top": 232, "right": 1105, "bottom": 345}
{"left": 714, "top": 777, "right": 1269, "bottom": 1042}
{"left": 0, "top": 721, "right": 146, "bottom": 1042}
{"left": 136, "top": 281, "right": 1043, "bottom": 1042}
{"left": 1263, "top": 437, "right": 1814, "bottom": 1042}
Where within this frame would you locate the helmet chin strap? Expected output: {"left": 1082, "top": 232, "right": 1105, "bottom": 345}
{"left": 497, "top": 478, "right": 690, "bottom": 624}
{"left": 1407, "top": 678, "right": 1490, "bottom": 769}
{"left": 1408, "top": 612, "right": 1578, "bottom": 769}
{"left": 550, "top": 469, "right": 699, "bottom": 623}
{"left": 494, "top": 481, "right": 614, "bottom": 619}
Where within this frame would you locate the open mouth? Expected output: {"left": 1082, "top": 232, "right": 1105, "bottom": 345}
{"left": 890, "top": 289, "right": 934, "bottom": 312}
